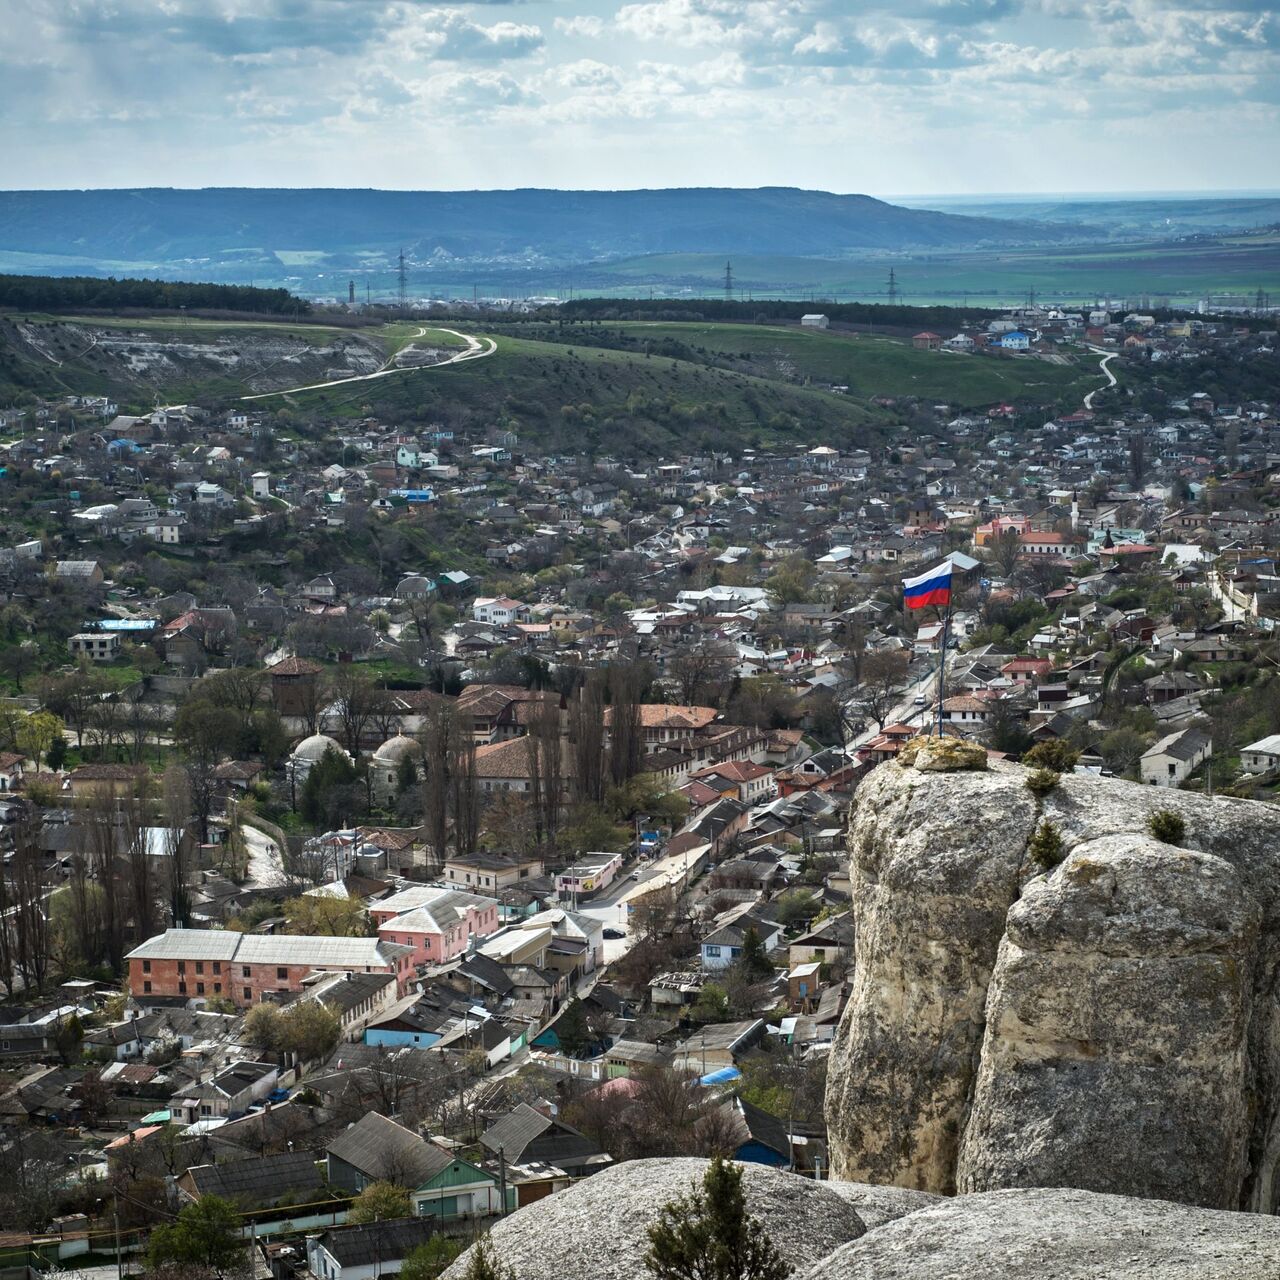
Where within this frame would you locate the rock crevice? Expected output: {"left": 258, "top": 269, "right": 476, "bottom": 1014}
{"left": 825, "top": 745, "right": 1280, "bottom": 1212}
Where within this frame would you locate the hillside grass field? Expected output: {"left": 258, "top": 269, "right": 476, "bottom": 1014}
{"left": 278, "top": 329, "right": 894, "bottom": 456}
{"left": 605, "top": 321, "right": 1103, "bottom": 404}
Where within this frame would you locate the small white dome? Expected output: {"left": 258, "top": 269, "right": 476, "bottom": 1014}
{"left": 373, "top": 734, "right": 419, "bottom": 764}
{"left": 292, "top": 733, "right": 346, "bottom": 762}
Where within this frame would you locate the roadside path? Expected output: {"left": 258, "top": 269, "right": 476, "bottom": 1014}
{"left": 240, "top": 327, "right": 495, "bottom": 400}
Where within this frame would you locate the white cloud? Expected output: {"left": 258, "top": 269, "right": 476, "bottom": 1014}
{"left": 555, "top": 15, "right": 606, "bottom": 37}
{"left": 390, "top": 7, "right": 546, "bottom": 60}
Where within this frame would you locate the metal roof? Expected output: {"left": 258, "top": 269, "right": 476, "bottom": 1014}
{"left": 326, "top": 1111, "right": 450, "bottom": 1185}
{"left": 126, "top": 928, "right": 406, "bottom": 968}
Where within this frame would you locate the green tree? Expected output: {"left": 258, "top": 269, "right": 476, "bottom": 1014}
{"left": 280, "top": 1000, "right": 342, "bottom": 1061}
{"left": 147, "top": 1195, "right": 247, "bottom": 1278}
{"left": 1100, "top": 727, "right": 1149, "bottom": 777}
{"left": 16, "top": 710, "right": 64, "bottom": 769}
{"left": 555, "top": 998, "right": 591, "bottom": 1057}
{"left": 737, "top": 927, "right": 774, "bottom": 980}
{"left": 283, "top": 893, "right": 370, "bottom": 937}
{"left": 401, "top": 1238, "right": 464, "bottom": 1280}
{"left": 348, "top": 1181, "right": 412, "bottom": 1223}
{"left": 459, "top": 1237, "right": 517, "bottom": 1280}
{"left": 645, "top": 1155, "right": 791, "bottom": 1280}
{"left": 242, "top": 1003, "right": 283, "bottom": 1055}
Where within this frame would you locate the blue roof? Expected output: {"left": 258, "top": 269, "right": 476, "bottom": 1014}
{"left": 95, "top": 619, "right": 159, "bottom": 632}
{"left": 699, "top": 1066, "right": 741, "bottom": 1087}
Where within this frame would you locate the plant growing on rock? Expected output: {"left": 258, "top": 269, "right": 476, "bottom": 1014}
{"left": 1023, "top": 741, "right": 1080, "bottom": 772}
{"left": 1025, "top": 768, "right": 1061, "bottom": 797}
{"left": 1027, "top": 819, "right": 1066, "bottom": 871}
{"left": 646, "top": 1156, "right": 792, "bottom": 1280}
{"left": 460, "top": 1237, "right": 517, "bottom": 1280}
{"left": 1148, "top": 810, "right": 1186, "bottom": 845}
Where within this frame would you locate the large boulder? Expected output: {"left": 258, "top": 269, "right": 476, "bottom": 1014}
{"left": 820, "top": 1180, "right": 941, "bottom": 1229}
{"left": 825, "top": 755, "right": 1280, "bottom": 1211}
{"left": 441, "top": 1159, "right": 866, "bottom": 1280}
{"left": 796, "top": 1186, "right": 1280, "bottom": 1279}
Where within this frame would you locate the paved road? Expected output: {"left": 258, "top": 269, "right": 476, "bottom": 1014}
{"left": 1084, "top": 346, "right": 1119, "bottom": 409}
{"left": 242, "top": 822, "right": 285, "bottom": 888}
{"left": 847, "top": 661, "right": 939, "bottom": 749}
{"left": 240, "top": 327, "right": 496, "bottom": 401}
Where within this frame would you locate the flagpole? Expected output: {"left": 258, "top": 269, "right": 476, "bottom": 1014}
{"left": 935, "top": 594, "right": 952, "bottom": 739}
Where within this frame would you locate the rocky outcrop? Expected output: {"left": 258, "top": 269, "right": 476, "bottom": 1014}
{"left": 798, "top": 1186, "right": 1280, "bottom": 1279}
{"left": 444, "top": 1165, "right": 1280, "bottom": 1280}
{"left": 441, "top": 1159, "right": 867, "bottom": 1280}
{"left": 820, "top": 1180, "right": 941, "bottom": 1229}
{"left": 825, "top": 746, "right": 1280, "bottom": 1212}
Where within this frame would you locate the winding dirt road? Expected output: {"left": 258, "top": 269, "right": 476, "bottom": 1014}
{"left": 239, "top": 326, "right": 495, "bottom": 401}
{"left": 1083, "top": 346, "right": 1119, "bottom": 409}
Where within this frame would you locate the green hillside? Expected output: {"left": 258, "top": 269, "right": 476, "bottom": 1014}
{"left": 274, "top": 331, "right": 892, "bottom": 456}
{"left": 602, "top": 321, "right": 1100, "bottom": 404}
{"left": 0, "top": 313, "right": 1108, "bottom": 457}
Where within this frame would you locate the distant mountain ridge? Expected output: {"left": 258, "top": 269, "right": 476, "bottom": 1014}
{"left": 0, "top": 186, "right": 1092, "bottom": 273}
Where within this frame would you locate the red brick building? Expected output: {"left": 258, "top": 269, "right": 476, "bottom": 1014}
{"left": 126, "top": 929, "right": 413, "bottom": 1006}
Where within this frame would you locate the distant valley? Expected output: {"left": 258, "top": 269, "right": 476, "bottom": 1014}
{"left": 0, "top": 186, "right": 1276, "bottom": 308}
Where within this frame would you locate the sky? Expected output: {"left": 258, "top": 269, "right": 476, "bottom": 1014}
{"left": 3, "top": 0, "right": 1279, "bottom": 196}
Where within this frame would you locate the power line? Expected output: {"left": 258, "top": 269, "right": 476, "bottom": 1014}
{"left": 397, "top": 248, "right": 408, "bottom": 312}
{"left": 886, "top": 268, "right": 898, "bottom": 305}
{"left": 723, "top": 260, "right": 734, "bottom": 303}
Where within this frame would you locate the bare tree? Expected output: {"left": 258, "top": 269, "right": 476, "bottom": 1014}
{"left": 607, "top": 663, "right": 645, "bottom": 787}
{"left": 121, "top": 777, "right": 159, "bottom": 944}
{"left": 329, "top": 665, "right": 381, "bottom": 755}
{"left": 669, "top": 645, "right": 731, "bottom": 706}
{"left": 569, "top": 672, "right": 606, "bottom": 806}
{"left": 525, "top": 696, "right": 563, "bottom": 853}
{"left": 163, "top": 766, "right": 193, "bottom": 927}
{"left": 855, "top": 650, "right": 910, "bottom": 731}
{"left": 988, "top": 528, "right": 1022, "bottom": 578}
{"left": 11, "top": 817, "right": 50, "bottom": 990}
{"left": 82, "top": 784, "right": 125, "bottom": 973}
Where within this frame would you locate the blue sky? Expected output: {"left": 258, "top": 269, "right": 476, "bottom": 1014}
{"left": 3, "top": 0, "right": 1278, "bottom": 194}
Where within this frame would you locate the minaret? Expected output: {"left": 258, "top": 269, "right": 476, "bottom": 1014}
{"left": 1070, "top": 490, "right": 1079, "bottom": 532}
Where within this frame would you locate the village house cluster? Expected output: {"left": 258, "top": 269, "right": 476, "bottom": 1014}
{"left": 0, "top": 300, "right": 1274, "bottom": 1273}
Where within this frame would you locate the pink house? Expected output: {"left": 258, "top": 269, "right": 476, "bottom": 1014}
{"left": 373, "top": 887, "right": 500, "bottom": 968}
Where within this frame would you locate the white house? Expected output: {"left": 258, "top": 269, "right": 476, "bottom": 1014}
{"left": 69, "top": 631, "right": 121, "bottom": 662}
{"left": 1241, "top": 735, "right": 1280, "bottom": 774}
{"left": 800, "top": 314, "right": 829, "bottom": 329}
{"left": 700, "top": 905, "right": 784, "bottom": 971}
{"left": 1139, "top": 727, "right": 1210, "bottom": 787}
{"left": 472, "top": 596, "right": 530, "bottom": 625}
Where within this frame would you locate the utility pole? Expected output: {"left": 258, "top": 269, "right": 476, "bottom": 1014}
{"left": 114, "top": 1204, "right": 122, "bottom": 1280}
{"left": 499, "top": 1145, "right": 509, "bottom": 1215}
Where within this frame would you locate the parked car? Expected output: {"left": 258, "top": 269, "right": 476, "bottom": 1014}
{"left": 603, "top": 927, "right": 624, "bottom": 940}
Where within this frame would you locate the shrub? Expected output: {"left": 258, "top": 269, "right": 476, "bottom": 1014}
{"left": 1025, "top": 768, "right": 1061, "bottom": 797}
{"left": 1027, "top": 819, "right": 1066, "bottom": 871}
{"left": 460, "top": 1237, "right": 517, "bottom": 1280}
{"left": 1148, "top": 810, "right": 1186, "bottom": 845}
{"left": 646, "top": 1155, "right": 791, "bottom": 1280}
{"left": 1023, "top": 741, "right": 1080, "bottom": 772}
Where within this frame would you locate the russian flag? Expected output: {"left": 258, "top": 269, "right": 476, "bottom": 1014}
{"left": 903, "top": 562, "right": 953, "bottom": 610}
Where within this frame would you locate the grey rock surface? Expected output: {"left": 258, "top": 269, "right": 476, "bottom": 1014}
{"left": 796, "top": 1186, "right": 1280, "bottom": 1280}
{"left": 441, "top": 1158, "right": 866, "bottom": 1280}
{"left": 820, "top": 1180, "right": 941, "bottom": 1229}
{"left": 825, "top": 755, "right": 1280, "bottom": 1211}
